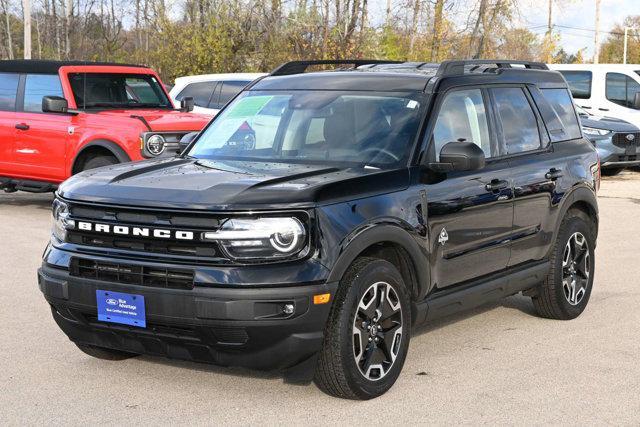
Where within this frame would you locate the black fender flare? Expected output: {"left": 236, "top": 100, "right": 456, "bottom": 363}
{"left": 72, "top": 140, "right": 131, "bottom": 173}
{"left": 325, "top": 224, "right": 430, "bottom": 300}
{"left": 549, "top": 185, "right": 599, "bottom": 254}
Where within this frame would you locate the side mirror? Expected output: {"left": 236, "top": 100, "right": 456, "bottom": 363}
{"left": 180, "top": 97, "right": 194, "bottom": 112}
{"left": 179, "top": 132, "right": 198, "bottom": 154}
{"left": 431, "top": 141, "right": 486, "bottom": 172}
{"left": 42, "top": 96, "right": 68, "bottom": 113}
{"left": 633, "top": 92, "right": 640, "bottom": 110}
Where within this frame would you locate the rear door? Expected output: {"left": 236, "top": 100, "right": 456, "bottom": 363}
{"left": 492, "top": 86, "right": 572, "bottom": 266}
{"left": 174, "top": 80, "right": 219, "bottom": 115}
{"left": 0, "top": 72, "right": 20, "bottom": 176}
{"left": 12, "top": 73, "right": 71, "bottom": 182}
{"left": 425, "top": 87, "right": 514, "bottom": 289}
{"left": 209, "top": 81, "right": 250, "bottom": 113}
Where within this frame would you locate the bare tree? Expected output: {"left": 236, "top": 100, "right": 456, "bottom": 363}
{"left": 1, "top": 0, "right": 13, "bottom": 59}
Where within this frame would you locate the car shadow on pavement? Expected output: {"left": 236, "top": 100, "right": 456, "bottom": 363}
{"left": 136, "top": 355, "right": 282, "bottom": 381}
{"left": 0, "top": 193, "right": 54, "bottom": 210}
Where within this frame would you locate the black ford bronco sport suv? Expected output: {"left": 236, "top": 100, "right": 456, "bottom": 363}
{"left": 38, "top": 59, "right": 600, "bottom": 400}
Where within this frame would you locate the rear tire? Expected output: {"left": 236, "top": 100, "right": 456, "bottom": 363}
{"left": 81, "top": 155, "right": 118, "bottom": 172}
{"left": 531, "top": 211, "right": 596, "bottom": 320}
{"left": 75, "top": 343, "right": 138, "bottom": 361}
{"left": 314, "top": 257, "right": 411, "bottom": 400}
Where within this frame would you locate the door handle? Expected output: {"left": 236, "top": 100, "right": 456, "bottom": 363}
{"left": 485, "top": 179, "right": 509, "bottom": 192}
{"left": 598, "top": 108, "right": 609, "bottom": 112}
{"left": 579, "top": 105, "right": 592, "bottom": 109}
{"left": 15, "top": 123, "right": 29, "bottom": 130}
{"left": 545, "top": 168, "right": 563, "bottom": 180}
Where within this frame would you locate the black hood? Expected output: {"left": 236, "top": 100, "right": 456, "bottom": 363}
{"left": 58, "top": 157, "right": 409, "bottom": 210}
{"left": 579, "top": 114, "right": 639, "bottom": 133}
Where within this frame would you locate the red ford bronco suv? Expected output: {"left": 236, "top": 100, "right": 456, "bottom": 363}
{"left": 0, "top": 60, "right": 210, "bottom": 193}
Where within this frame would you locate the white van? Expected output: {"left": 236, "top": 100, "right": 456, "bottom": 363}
{"left": 548, "top": 64, "right": 640, "bottom": 128}
{"left": 169, "top": 73, "right": 267, "bottom": 116}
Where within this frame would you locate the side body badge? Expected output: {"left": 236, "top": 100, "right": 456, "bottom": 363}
{"left": 438, "top": 228, "right": 449, "bottom": 246}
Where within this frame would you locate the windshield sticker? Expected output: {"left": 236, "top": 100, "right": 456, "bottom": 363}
{"left": 227, "top": 96, "right": 274, "bottom": 118}
{"left": 406, "top": 100, "right": 419, "bottom": 109}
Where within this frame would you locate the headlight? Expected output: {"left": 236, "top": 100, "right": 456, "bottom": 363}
{"left": 202, "top": 217, "right": 307, "bottom": 260}
{"left": 51, "top": 199, "right": 75, "bottom": 242}
{"left": 146, "top": 134, "right": 166, "bottom": 155}
{"left": 582, "top": 126, "right": 611, "bottom": 137}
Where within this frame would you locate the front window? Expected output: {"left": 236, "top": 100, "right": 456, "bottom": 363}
{"left": 68, "top": 73, "right": 171, "bottom": 109}
{"left": 559, "top": 71, "right": 592, "bottom": 99}
{"left": 188, "top": 90, "right": 425, "bottom": 168}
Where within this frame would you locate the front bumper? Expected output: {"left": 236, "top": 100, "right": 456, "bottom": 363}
{"left": 594, "top": 138, "right": 640, "bottom": 168}
{"left": 38, "top": 264, "right": 338, "bottom": 371}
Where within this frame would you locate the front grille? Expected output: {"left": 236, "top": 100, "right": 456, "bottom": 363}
{"left": 612, "top": 132, "right": 640, "bottom": 148}
{"left": 70, "top": 258, "right": 195, "bottom": 290}
{"left": 66, "top": 231, "right": 220, "bottom": 258}
{"left": 66, "top": 203, "right": 228, "bottom": 264}
{"left": 615, "top": 154, "right": 638, "bottom": 162}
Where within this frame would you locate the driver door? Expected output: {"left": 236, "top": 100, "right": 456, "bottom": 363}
{"left": 424, "top": 87, "right": 513, "bottom": 289}
{"left": 12, "top": 74, "right": 69, "bottom": 182}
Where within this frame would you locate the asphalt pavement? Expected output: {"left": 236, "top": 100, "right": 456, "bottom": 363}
{"left": 1, "top": 171, "right": 639, "bottom": 425}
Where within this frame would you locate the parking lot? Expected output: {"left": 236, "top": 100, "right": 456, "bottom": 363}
{"left": 1, "top": 172, "right": 639, "bottom": 425}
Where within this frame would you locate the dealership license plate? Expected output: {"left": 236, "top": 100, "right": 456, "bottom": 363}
{"left": 96, "top": 290, "right": 146, "bottom": 328}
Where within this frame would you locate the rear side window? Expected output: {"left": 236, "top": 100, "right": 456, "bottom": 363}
{"left": 541, "top": 88, "right": 582, "bottom": 141}
{"left": 559, "top": 71, "right": 592, "bottom": 99}
{"left": 176, "top": 82, "right": 216, "bottom": 108}
{"left": 0, "top": 73, "right": 19, "bottom": 111}
{"left": 492, "top": 87, "right": 541, "bottom": 155}
{"left": 432, "top": 88, "right": 493, "bottom": 159}
{"left": 606, "top": 72, "right": 640, "bottom": 109}
{"left": 211, "top": 81, "right": 250, "bottom": 110}
{"left": 24, "top": 74, "right": 63, "bottom": 112}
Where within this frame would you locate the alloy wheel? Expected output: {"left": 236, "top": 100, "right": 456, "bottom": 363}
{"left": 562, "top": 232, "right": 590, "bottom": 306}
{"left": 352, "top": 281, "right": 403, "bottom": 381}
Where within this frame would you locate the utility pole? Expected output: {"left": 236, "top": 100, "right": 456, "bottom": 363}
{"left": 546, "top": 0, "right": 553, "bottom": 63}
{"left": 623, "top": 27, "right": 628, "bottom": 64}
{"left": 593, "top": 0, "right": 600, "bottom": 64}
{"left": 22, "top": 0, "right": 31, "bottom": 59}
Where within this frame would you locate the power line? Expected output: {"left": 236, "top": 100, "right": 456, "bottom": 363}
{"left": 526, "top": 22, "right": 631, "bottom": 37}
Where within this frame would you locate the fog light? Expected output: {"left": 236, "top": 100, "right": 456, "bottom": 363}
{"left": 283, "top": 303, "right": 295, "bottom": 315}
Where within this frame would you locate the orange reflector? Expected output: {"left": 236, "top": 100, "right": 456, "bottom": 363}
{"left": 313, "top": 293, "right": 331, "bottom": 305}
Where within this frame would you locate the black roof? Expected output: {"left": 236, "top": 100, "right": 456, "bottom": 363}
{"left": 0, "top": 60, "right": 149, "bottom": 74}
{"left": 254, "top": 59, "right": 566, "bottom": 92}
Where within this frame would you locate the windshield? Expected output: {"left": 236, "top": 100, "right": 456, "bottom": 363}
{"left": 188, "top": 90, "right": 425, "bottom": 168}
{"left": 69, "top": 73, "right": 172, "bottom": 109}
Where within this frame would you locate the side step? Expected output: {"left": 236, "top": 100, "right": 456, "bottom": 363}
{"left": 413, "top": 261, "right": 549, "bottom": 325}
{"left": 1, "top": 178, "right": 57, "bottom": 193}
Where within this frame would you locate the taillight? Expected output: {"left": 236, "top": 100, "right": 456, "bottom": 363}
{"left": 590, "top": 157, "right": 601, "bottom": 193}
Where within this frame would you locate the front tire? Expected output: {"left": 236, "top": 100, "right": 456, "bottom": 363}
{"left": 81, "top": 155, "right": 118, "bottom": 172}
{"left": 314, "top": 257, "right": 411, "bottom": 399}
{"left": 532, "top": 210, "right": 596, "bottom": 320}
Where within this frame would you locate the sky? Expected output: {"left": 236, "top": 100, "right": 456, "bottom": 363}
{"left": 365, "top": 0, "right": 637, "bottom": 60}
{"left": 518, "top": 0, "right": 637, "bottom": 59}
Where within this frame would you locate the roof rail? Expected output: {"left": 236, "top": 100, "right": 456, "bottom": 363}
{"left": 436, "top": 59, "right": 549, "bottom": 77}
{"left": 270, "top": 59, "right": 403, "bottom": 76}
